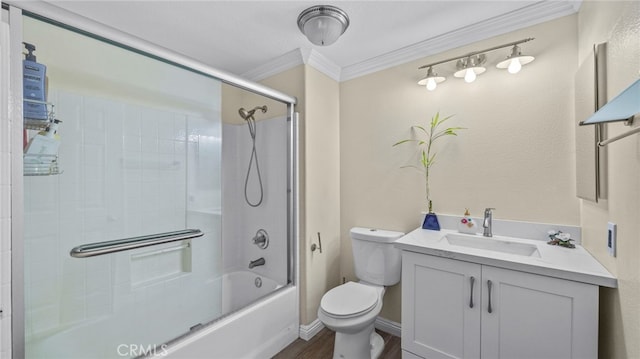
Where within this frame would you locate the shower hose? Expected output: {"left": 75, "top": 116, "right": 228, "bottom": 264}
{"left": 244, "top": 115, "right": 264, "bottom": 207}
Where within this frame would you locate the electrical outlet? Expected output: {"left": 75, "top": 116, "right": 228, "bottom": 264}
{"left": 607, "top": 222, "right": 617, "bottom": 257}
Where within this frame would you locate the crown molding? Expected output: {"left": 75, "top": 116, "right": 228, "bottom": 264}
{"left": 241, "top": 48, "right": 306, "bottom": 82}
{"left": 305, "top": 49, "right": 342, "bottom": 82}
{"left": 242, "top": 1, "right": 580, "bottom": 83}
{"left": 340, "top": 1, "right": 579, "bottom": 81}
{"left": 241, "top": 47, "right": 341, "bottom": 82}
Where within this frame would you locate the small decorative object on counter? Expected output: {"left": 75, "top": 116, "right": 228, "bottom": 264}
{"left": 423, "top": 200, "right": 440, "bottom": 231}
{"left": 547, "top": 230, "right": 575, "bottom": 248}
{"left": 458, "top": 208, "right": 477, "bottom": 234}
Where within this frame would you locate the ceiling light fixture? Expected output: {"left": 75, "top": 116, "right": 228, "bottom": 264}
{"left": 297, "top": 5, "right": 350, "bottom": 46}
{"left": 417, "top": 38, "right": 535, "bottom": 90}
{"left": 496, "top": 45, "right": 535, "bottom": 74}
{"left": 418, "top": 66, "right": 446, "bottom": 91}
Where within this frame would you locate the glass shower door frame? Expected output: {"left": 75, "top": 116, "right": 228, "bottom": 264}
{"left": 6, "top": 2, "right": 298, "bottom": 357}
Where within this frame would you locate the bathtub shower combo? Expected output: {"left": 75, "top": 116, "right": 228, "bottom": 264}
{"left": 6, "top": 4, "right": 298, "bottom": 359}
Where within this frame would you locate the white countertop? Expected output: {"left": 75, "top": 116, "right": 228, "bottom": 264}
{"left": 395, "top": 227, "right": 617, "bottom": 288}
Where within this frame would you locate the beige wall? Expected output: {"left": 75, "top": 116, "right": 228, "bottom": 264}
{"left": 340, "top": 15, "right": 579, "bottom": 322}
{"left": 24, "top": 17, "right": 218, "bottom": 115}
{"left": 256, "top": 5, "right": 640, "bottom": 352}
{"left": 301, "top": 66, "right": 341, "bottom": 324}
{"left": 578, "top": 2, "right": 640, "bottom": 358}
{"left": 221, "top": 82, "right": 289, "bottom": 125}
{"left": 258, "top": 65, "right": 341, "bottom": 326}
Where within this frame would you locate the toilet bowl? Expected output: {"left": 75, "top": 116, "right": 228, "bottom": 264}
{"left": 318, "top": 281, "right": 385, "bottom": 358}
{"left": 317, "top": 227, "right": 404, "bottom": 359}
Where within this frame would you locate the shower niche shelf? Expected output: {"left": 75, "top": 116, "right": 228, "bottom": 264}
{"left": 23, "top": 100, "right": 63, "bottom": 176}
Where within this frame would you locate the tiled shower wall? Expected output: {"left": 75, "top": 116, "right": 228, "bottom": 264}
{"left": 222, "top": 118, "right": 288, "bottom": 285}
{"left": 22, "top": 88, "right": 222, "bottom": 357}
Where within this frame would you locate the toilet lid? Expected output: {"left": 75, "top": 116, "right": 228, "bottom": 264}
{"left": 320, "top": 282, "right": 379, "bottom": 318}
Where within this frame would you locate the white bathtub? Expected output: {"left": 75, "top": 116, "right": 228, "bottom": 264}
{"left": 221, "top": 271, "right": 283, "bottom": 314}
{"left": 160, "top": 271, "right": 299, "bottom": 359}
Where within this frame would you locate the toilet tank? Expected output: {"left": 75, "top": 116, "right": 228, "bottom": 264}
{"left": 350, "top": 227, "right": 404, "bottom": 286}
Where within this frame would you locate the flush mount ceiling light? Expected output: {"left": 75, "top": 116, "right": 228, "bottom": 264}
{"left": 496, "top": 45, "right": 535, "bottom": 74}
{"left": 417, "top": 38, "right": 535, "bottom": 90}
{"left": 418, "top": 66, "right": 446, "bottom": 91}
{"left": 297, "top": 5, "right": 350, "bottom": 46}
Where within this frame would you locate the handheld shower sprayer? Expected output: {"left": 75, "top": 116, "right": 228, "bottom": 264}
{"left": 238, "top": 106, "right": 267, "bottom": 121}
{"left": 238, "top": 105, "right": 268, "bottom": 207}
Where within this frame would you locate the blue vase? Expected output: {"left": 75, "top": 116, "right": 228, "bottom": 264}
{"left": 422, "top": 212, "right": 441, "bottom": 231}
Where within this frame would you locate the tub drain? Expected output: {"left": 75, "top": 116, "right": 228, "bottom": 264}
{"left": 255, "top": 277, "right": 262, "bottom": 288}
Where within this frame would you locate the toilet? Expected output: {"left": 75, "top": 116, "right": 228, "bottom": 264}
{"left": 318, "top": 227, "right": 404, "bottom": 359}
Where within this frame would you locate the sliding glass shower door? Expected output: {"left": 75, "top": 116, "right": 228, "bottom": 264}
{"left": 21, "top": 15, "right": 224, "bottom": 358}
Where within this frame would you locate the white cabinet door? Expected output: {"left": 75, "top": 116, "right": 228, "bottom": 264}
{"left": 480, "top": 265, "right": 599, "bottom": 359}
{"left": 402, "top": 252, "right": 481, "bottom": 359}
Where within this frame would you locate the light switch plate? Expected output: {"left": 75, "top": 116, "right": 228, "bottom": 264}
{"left": 607, "top": 222, "right": 616, "bottom": 257}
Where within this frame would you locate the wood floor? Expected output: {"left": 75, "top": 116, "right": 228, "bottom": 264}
{"left": 273, "top": 328, "right": 401, "bottom": 359}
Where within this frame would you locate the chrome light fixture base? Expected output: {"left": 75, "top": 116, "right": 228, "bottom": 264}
{"left": 453, "top": 54, "right": 487, "bottom": 77}
{"left": 297, "top": 5, "right": 350, "bottom": 46}
{"left": 454, "top": 54, "right": 486, "bottom": 82}
{"left": 418, "top": 66, "right": 446, "bottom": 91}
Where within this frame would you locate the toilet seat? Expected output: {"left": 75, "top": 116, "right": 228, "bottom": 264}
{"left": 320, "top": 282, "right": 379, "bottom": 319}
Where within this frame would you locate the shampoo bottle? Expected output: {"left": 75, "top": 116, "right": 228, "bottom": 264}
{"left": 23, "top": 42, "right": 48, "bottom": 120}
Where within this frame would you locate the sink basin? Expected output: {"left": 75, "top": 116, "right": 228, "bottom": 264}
{"left": 443, "top": 233, "right": 541, "bottom": 258}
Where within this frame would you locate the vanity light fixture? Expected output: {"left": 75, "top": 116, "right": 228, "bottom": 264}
{"left": 418, "top": 66, "right": 446, "bottom": 91}
{"left": 453, "top": 55, "right": 486, "bottom": 83}
{"left": 417, "top": 37, "right": 535, "bottom": 90}
{"left": 297, "top": 5, "right": 350, "bottom": 46}
{"left": 496, "top": 45, "right": 535, "bottom": 74}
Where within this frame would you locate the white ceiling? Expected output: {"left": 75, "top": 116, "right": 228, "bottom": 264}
{"left": 44, "top": 0, "right": 580, "bottom": 81}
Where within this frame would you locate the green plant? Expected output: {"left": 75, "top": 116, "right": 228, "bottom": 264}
{"left": 393, "top": 112, "right": 465, "bottom": 211}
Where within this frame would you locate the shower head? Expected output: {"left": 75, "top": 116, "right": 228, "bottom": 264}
{"left": 238, "top": 105, "right": 268, "bottom": 121}
{"left": 238, "top": 108, "right": 253, "bottom": 120}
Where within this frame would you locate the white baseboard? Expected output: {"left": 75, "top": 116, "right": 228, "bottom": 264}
{"left": 298, "top": 319, "right": 324, "bottom": 341}
{"left": 299, "top": 317, "right": 401, "bottom": 341}
{"left": 375, "top": 317, "right": 402, "bottom": 338}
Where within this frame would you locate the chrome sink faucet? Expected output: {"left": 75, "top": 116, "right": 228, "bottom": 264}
{"left": 483, "top": 208, "right": 495, "bottom": 237}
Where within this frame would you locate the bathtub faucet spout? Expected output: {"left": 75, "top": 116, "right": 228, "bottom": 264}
{"left": 249, "top": 257, "right": 265, "bottom": 269}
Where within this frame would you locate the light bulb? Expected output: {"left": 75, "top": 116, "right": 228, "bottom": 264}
{"left": 464, "top": 69, "right": 476, "bottom": 83}
{"left": 426, "top": 77, "right": 437, "bottom": 91}
{"left": 508, "top": 58, "right": 522, "bottom": 74}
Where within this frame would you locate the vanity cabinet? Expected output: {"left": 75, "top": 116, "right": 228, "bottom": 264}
{"left": 401, "top": 251, "right": 599, "bottom": 359}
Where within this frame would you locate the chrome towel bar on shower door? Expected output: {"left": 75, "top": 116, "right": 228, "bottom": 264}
{"left": 69, "top": 229, "right": 203, "bottom": 258}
